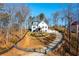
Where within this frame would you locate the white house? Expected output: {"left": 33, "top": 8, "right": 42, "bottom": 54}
{"left": 38, "top": 21, "right": 48, "bottom": 32}
{"left": 31, "top": 21, "right": 38, "bottom": 32}
{"left": 31, "top": 20, "right": 53, "bottom": 33}
{"left": 31, "top": 20, "right": 48, "bottom": 32}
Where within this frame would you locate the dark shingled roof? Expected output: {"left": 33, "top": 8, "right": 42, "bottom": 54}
{"left": 71, "top": 20, "right": 79, "bottom": 25}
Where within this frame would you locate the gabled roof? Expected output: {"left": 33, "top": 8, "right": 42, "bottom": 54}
{"left": 38, "top": 20, "right": 48, "bottom": 26}
{"left": 71, "top": 20, "right": 79, "bottom": 25}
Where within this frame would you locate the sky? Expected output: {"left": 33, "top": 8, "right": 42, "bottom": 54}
{"left": 1, "top": 3, "right": 78, "bottom": 26}
{"left": 26, "top": 3, "right": 69, "bottom": 26}
{"left": 26, "top": 3, "right": 68, "bottom": 18}
{"left": 26, "top": 3, "right": 79, "bottom": 26}
{"left": 3, "top": 3, "right": 68, "bottom": 17}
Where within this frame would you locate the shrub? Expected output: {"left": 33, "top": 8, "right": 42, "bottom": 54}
{"left": 10, "top": 38, "right": 18, "bottom": 44}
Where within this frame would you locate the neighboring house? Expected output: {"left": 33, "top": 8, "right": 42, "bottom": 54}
{"left": 71, "top": 20, "right": 79, "bottom": 33}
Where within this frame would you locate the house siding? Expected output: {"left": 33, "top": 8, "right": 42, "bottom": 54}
{"left": 38, "top": 21, "right": 48, "bottom": 32}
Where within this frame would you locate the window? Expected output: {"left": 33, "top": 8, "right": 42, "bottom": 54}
{"left": 42, "top": 26, "right": 44, "bottom": 28}
{"left": 33, "top": 27, "right": 35, "bottom": 28}
{"left": 45, "top": 30, "right": 47, "bottom": 32}
{"left": 45, "top": 26, "right": 47, "bottom": 28}
{"left": 42, "top": 22, "right": 44, "bottom": 24}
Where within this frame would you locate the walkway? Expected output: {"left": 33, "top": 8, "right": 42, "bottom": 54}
{"left": 14, "top": 30, "right": 64, "bottom": 55}
{"left": 0, "top": 30, "right": 64, "bottom": 56}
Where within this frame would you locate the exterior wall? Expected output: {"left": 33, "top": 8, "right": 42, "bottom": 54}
{"left": 31, "top": 25, "right": 38, "bottom": 32}
{"left": 31, "top": 21, "right": 49, "bottom": 32}
{"left": 71, "top": 25, "right": 77, "bottom": 33}
{"left": 77, "top": 25, "right": 79, "bottom": 33}
{"left": 38, "top": 21, "right": 48, "bottom": 32}
{"left": 41, "top": 26, "right": 48, "bottom": 32}
{"left": 31, "top": 21, "right": 39, "bottom": 32}
{"left": 71, "top": 24, "right": 79, "bottom": 33}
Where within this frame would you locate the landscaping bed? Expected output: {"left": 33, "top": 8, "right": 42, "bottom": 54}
{"left": 29, "top": 32, "right": 56, "bottom": 46}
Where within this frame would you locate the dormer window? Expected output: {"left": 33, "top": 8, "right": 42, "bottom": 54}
{"left": 45, "top": 30, "right": 47, "bottom": 32}
{"left": 42, "top": 26, "right": 44, "bottom": 28}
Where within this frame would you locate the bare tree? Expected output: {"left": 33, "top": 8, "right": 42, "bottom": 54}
{"left": 28, "top": 16, "right": 33, "bottom": 29}
{"left": 14, "top": 5, "right": 29, "bottom": 38}
{"left": 63, "top": 4, "right": 79, "bottom": 55}
{"left": 0, "top": 4, "right": 29, "bottom": 43}
{"left": 52, "top": 11, "right": 59, "bottom": 26}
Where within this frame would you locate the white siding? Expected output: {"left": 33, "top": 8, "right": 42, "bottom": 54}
{"left": 77, "top": 25, "right": 79, "bottom": 33}
{"left": 38, "top": 21, "right": 48, "bottom": 32}
{"left": 31, "top": 21, "right": 38, "bottom": 32}
{"left": 31, "top": 25, "right": 38, "bottom": 32}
